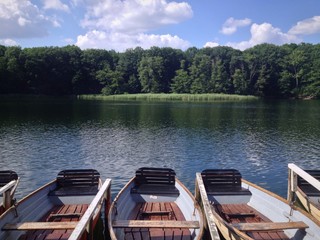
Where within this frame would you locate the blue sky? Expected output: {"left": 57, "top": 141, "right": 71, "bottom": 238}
{"left": 1, "top": 0, "right": 320, "bottom": 52}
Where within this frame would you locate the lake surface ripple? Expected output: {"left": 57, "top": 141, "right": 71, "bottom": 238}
{"left": 0, "top": 97, "right": 319, "bottom": 199}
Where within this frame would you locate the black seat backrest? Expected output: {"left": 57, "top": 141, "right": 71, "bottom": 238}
{"left": 0, "top": 171, "right": 18, "bottom": 188}
{"left": 56, "top": 169, "right": 100, "bottom": 188}
{"left": 201, "top": 169, "right": 242, "bottom": 190}
{"left": 298, "top": 170, "right": 320, "bottom": 187}
{"left": 297, "top": 170, "right": 320, "bottom": 195}
{"left": 135, "top": 167, "right": 176, "bottom": 186}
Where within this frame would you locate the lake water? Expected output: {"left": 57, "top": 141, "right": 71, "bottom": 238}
{"left": 0, "top": 97, "right": 319, "bottom": 200}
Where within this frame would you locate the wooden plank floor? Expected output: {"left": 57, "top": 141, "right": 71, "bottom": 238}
{"left": 124, "top": 202, "right": 192, "bottom": 240}
{"left": 214, "top": 203, "right": 289, "bottom": 240}
{"left": 18, "top": 204, "right": 88, "bottom": 240}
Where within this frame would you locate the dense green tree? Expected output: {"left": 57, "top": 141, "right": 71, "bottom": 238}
{"left": 302, "top": 44, "right": 320, "bottom": 98}
{"left": 0, "top": 43, "right": 319, "bottom": 99}
{"left": 116, "top": 47, "right": 143, "bottom": 93}
{"left": 232, "top": 69, "right": 247, "bottom": 95}
{"left": 81, "top": 49, "right": 116, "bottom": 94}
{"left": 211, "top": 58, "right": 230, "bottom": 93}
{"left": 138, "top": 56, "right": 164, "bottom": 93}
{"left": 247, "top": 44, "right": 283, "bottom": 97}
{"left": 171, "top": 60, "right": 191, "bottom": 93}
{"left": 144, "top": 47, "right": 184, "bottom": 92}
{"left": 97, "top": 66, "right": 124, "bottom": 95}
{"left": 2, "top": 46, "right": 26, "bottom": 93}
{"left": 190, "top": 54, "right": 212, "bottom": 93}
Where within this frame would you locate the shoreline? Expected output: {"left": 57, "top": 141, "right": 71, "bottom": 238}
{"left": 77, "top": 93, "right": 259, "bottom": 102}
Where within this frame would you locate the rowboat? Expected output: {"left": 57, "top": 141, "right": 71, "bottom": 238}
{"left": 288, "top": 164, "right": 320, "bottom": 221}
{"left": 108, "top": 167, "right": 204, "bottom": 240}
{"left": 0, "top": 171, "right": 19, "bottom": 216}
{"left": 0, "top": 169, "right": 112, "bottom": 240}
{"left": 196, "top": 169, "right": 320, "bottom": 240}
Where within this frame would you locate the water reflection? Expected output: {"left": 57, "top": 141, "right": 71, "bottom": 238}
{"left": 0, "top": 97, "right": 319, "bottom": 199}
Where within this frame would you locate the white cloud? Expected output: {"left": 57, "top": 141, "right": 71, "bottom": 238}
{"left": 0, "top": 39, "right": 18, "bottom": 46}
{"left": 137, "top": 33, "right": 190, "bottom": 49}
{"left": 204, "top": 42, "right": 219, "bottom": 48}
{"left": 76, "top": 30, "right": 190, "bottom": 51}
{"left": 221, "top": 17, "right": 251, "bottom": 35}
{"left": 289, "top": 16, "right": 320, "bottom": 35}
{"left": 250, "top": 23, "right": 298, "bottom": 43}
{"left": 43, "top": 0, "right": 70, "bottom": 12}
{"left": 81, "top": 0, "right": 193, "bottom": 34}
{"left": 76, "top": 0, "right": 192, "bottom": 51}
{"left": 0, "top": 0, "right": 57, "bottom": 38}
{"left": 227, "top": 23, "right": 300, "bottom": 50}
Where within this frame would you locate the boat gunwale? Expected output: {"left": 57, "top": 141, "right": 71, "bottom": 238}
{"left": 69, "top": 178, "right": 111, "bottom": 240}
{"left": 0, "top": 179, "right": 57, "bottom": 220}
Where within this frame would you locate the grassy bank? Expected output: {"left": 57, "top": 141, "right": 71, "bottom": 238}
{"left": 78, "top": 93, "right": 259, "bottom": 102}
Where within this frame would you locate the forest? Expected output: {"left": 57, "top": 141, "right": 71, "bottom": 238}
{"left": 0, "top": 43, "right": 319, "bottom": 99}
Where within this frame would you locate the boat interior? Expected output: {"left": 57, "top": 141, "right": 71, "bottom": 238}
{"left": 297, "top": 170, "right": 320, "bottom": 208}
{"left": 201, "top": 169, "right": 292, "bottom": 240}
{"left": 0, "top": 170, "right": 19, "bottom": 215}
{"left": 3, "top": 169, "right": 100, "bottom": 240}
{"left": 113, "top": 167, "right": 199, "bottom": 240}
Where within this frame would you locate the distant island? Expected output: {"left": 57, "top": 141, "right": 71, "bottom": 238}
{"left": 0, "top": 43, "right": 319, "bottom": 99}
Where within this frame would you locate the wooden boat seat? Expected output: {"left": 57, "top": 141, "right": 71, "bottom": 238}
{"left": 49, "top": 169, "right": 99, "bottom": 196}
{"left": 0, "top": 170, "right": 18, "bottom": 187}
{"left": 216, "top": 203, "right": 296, "bottom": 239}
{"left": 141, "top": 210, "right": 171, "bottom": 216}
{"left": 232, "top": 221, "right": 309, "bottom": 231}
{"left": 8, "top": 204, "right": 88, "bottom": 239}
{"left": 112, "top": 220, "right": 200, "bottom": 229}
{"left": 131, "top": 167, "right": 179, "bottom": 196}
{"left": 201, "top": 169, "right": 252, "bottom": 195}
{"left": 48, "top": 213, "right": 82, "bottom": 220}
{"left": 2, "top": 221, "right": 78, "bottom": 230}
{"left": 122, "top": 202, "right": 194, "bottom": 239}
{"left": 298, "top": 170, "right": 320, "bottom": 196}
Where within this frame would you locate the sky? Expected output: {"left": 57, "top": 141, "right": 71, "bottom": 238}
{"left": 1, "top": 0, "right": 320, "bottom": 52}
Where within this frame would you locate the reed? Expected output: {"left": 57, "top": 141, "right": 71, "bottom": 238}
{"left": 78, "top": 93, "right": 258, "bottom": 102}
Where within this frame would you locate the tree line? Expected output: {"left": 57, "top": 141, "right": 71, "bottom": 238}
{"left": 0, "top": 43, "right": 319, "bottom": 98}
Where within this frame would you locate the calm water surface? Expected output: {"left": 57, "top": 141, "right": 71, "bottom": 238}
{"left": 0, "top": 97, "right": 319, "bottom": 200}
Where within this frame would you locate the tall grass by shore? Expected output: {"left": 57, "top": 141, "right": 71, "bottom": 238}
{"left": 78, "top": 93, "right": 259, "bottom": 102}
